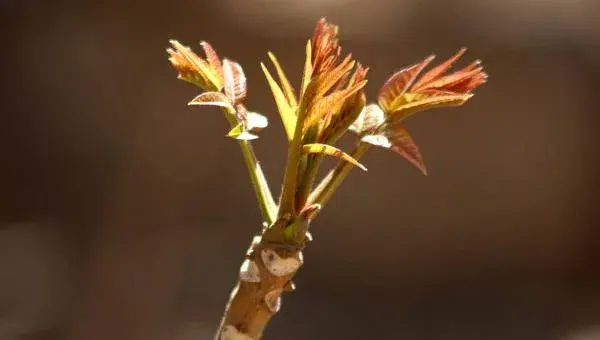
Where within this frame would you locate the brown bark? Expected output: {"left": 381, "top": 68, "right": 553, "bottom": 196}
{"left": 213, "top": 220, "right": 308, "bottom": 340}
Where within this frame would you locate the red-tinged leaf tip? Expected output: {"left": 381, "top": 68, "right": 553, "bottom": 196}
{"left": 167, "top": 40, "right": 222, "bottom": 91}
{"left": 377, "top": 56, "right": 435, "bottom": 112}
{"left": 311, "top": 18, "right": 341, "bottom": 75}
{"left": 200, "top": 41, "right": 224, "bottom": 86}
{"left": 222, "top": 59, "right": 247, "bottom": 105}
{"left": 299, "top": 203, "right": 321, "bottom": 221}
{"left": 412, "top": 47, "right": 467, "bottom": 91}
{"left": 409, "top": 48, "right": 487, "bottom": 95}
{"left": 387, "top": 125, "right": 427, "bottom": 175}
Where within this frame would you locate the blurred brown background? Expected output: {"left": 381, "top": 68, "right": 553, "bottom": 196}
{"left": 1, "top": 0, "right": 600, "bottom": 339}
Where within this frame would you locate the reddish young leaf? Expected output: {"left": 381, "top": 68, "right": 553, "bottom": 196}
{"left": 388, "top": 93, "right": 472, "bottom": 123}
{"left": 188, "top": 91, "right": 233, "bottom": 110}
{"left": 200, "top": 41, "right": 224, "bottom": 87}
{"left": 411, "top": 48, "right": 467, "bottom": 90}
{"left": 322, "top": 64, "right": 370, "bottom": 143}
{"left": 410, "top": 48, "right": 488, "bottom": 95}
{"left": 167, "top": 40, "right": 222, "bottom": 91}
{"left": 416, "top": 67, "right": 485, "bottom": 93}
{"left": 223, "top": 59, "right": 247, "bottom": 105}
{"left": 377, "top": 56, "right": 434, "bottom": 112}
{"left": 311, "top": 18, "right": 341, "bottom": 75}
{"left": 386, "top": 124, "right": 427, "bottom": 175}
{"left": 313, "top": 54, "right": 354, "bottom": 98}
{"left": 304, "top": 80, "right": 367, "bottom": 134}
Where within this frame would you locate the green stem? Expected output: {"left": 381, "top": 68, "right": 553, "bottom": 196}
{"left": 278, "top": 83, "right": 313, "bottom": 217}
{"left": 308, "top": 142, "right": 370, "bottom": 210}
{"left": 295, "top": 154, "right": 323, "bottom": 211}
{"left": 223, "top": 110, "right": 277, "bottom": 225}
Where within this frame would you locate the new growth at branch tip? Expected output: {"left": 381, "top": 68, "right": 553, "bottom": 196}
{"left": 167, "top": 17, "right": 487, "bottom": 224}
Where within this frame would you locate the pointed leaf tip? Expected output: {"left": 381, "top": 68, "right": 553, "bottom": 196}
{"left": 267, "top": 51, "right": 298, "bottom": 108}
{"left": 387, "top": 125, "right": 427, "bottom": 175}
{"left": 378, "top": 56, "right": 435, "bottom": 112}
{"left": 187, "top": 91, "right": 234, "bottom": 110}
{"left": 261, "top": 62, "right": 296, "bottom": 141}
{"left": 227, "top": 123, "right": 259, "bottom": 140}
{"left": 302, "top": 143, "right": 367, "bottom": 171}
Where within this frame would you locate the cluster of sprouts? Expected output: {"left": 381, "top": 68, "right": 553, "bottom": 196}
{"left": 168, "top": 17, "right": 487, "bottom": 340}
{"left": 167, "top": 18, "right": 486, "bottom": 230}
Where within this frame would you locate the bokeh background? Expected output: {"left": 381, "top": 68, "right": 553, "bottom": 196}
{"left": 1, "top": 0, "right": 600, "bottom": 339}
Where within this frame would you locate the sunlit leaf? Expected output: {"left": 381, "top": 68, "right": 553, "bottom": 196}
{"left": 223, "top": 59, "right": 247, "bottom": 105}
{"left": 311, "top": 18, "right": 341, "bottom": 75}
{"left": 200, "top": 41, "right": 224, "bottom": 88}
{"left": 246, "top": 111, "right": 269, "bottom": 132}
{"left": 349, "top": 103, "right": 386, "bottom": 135}
{"left": 313, "top": 54, "right": 354, "bottom": 98}
{"left": 261, "top": 62, "right": 296, "bottom": 141}
{"left": 267, "top": 52, "right": 298, "bottom": 108}
{"left": 389, "top": 94, "right": 472, "bottom": 123}
{"left": 377, "top": 56, "right": 434, "bottom": 112}
{"left": 442, "top": 66, "right": 487, "bottom": 94}
{"left": 188, "top": 91, "right": 233, "bottom": 110}
{"left": 323, "top": 91, "right": 365, "bottom": 144}
{"left": 168, "top": 40, "right": 222, "bottom": 91}
{"left": 300, "top": 40, "right": 313, "bottom": 98}
{"left": 302, "top": 143, "right": 367, "bottom": 171}
{"left": 360, "top": 134, "right": 392, "bottom": 148}
{"left": 411, "top": 48, "right": 466, "bottom": 91}
{"left": 304, "top": 80, "right": 367, "bottom": 133}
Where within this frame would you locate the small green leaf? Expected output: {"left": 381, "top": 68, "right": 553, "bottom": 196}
{"left": 227, "top": 123, "right": 258, "bottom": 140}
{"left": 302, "top": 143, "right": 367, "bottom": 171}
